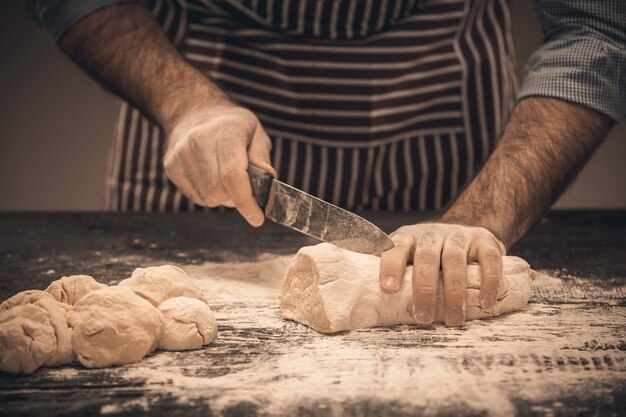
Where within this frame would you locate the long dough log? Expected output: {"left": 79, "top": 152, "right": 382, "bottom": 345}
{"left": 281, "top": 243, "right": 535, "bottom": 333}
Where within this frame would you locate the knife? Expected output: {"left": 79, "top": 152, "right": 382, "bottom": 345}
{"left": 248, "top": 165, "right": 395, "bottom": 255}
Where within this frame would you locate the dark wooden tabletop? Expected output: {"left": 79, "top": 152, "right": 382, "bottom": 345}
{"left": 0, "top": 211, "right": 625, "bottom": 417}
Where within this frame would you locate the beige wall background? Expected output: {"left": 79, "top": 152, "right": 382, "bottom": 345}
{"left": 0, "top": 1, "right": 624, "bottom": 211}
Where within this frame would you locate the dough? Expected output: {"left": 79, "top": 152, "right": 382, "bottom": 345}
{"left": 281, "top": 243, "right": 535, "bottom": 333}
{"left": 119, "top": 265, "right": 206, "bottom": 306}
{"left": 157, "top": 297, "right": 218, "bottom": 351}
{"left": 0, "top": 304, "right": 58, "bottom": 374}
{"left": 0, "top": 290, "right": 74, "bottom": 373}
{"left": 0, "top": 290, "right": 59, "bottom": 312}
{"left": 0, "top": 264, "right": 216, "bottom": 373}
{"left": 68, "top": 286, "right": 164, "bottom": 368}
{"left": 45, "top": 275, "right": 108, "bottom": 305}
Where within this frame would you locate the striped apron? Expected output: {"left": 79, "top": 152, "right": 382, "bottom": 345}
{"left": 103, "top": 0, "right": 518, "bottom": 212}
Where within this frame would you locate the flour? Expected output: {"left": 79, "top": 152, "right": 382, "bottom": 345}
{"left": 115, "top": 294, "right": 624, "bottom": 416}
{"left": 10, "top": 253, "right": 624, "bottom": 416}
{"left": 97, "top": 257, "right": 626, "bottom": 416}
{"left": 101, "top": 397, "right": 150, "bottom": 414}
{"left": 532, "top": 271, "right": 626, "bottom": 301}
{"left": 182, "top": 254, "right": 292, "bottom": 298}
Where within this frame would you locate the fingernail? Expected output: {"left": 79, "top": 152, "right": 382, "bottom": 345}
{"left": 382, "top": 275, "right": 397, "bottom": 291}
{"left": 480, "top": 291, "right": 497, "bottom": 308}
{"left": 445, "top": 307, "right": 465, "bottom": 326}
{"left": 414, "top": 305, "right": 432, "bottom": 324}
{"left": 246, "top": 213, "right": 263, "bottom": 227}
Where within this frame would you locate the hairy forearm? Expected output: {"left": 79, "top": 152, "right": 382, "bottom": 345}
{"left": 442, "top": 97, "right": 612, "bottom": 248}
{"left": 59, "top": 4, "right": 229, "bottom": 130}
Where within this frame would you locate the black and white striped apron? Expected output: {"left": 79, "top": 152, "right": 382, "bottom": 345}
{"left": 103, "top": 0, "right": 518, "bottom": 212}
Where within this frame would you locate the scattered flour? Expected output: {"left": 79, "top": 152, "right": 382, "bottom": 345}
{"left": 182, "top": 254, "right": 293, "bottom": 299}
{"left": 20, "top": 255, "right": 626, "bottom": 416}
{"left": 101, "top": 397, "right": 150, "bottom": 414}
{"left": 103, "top": 258, "right": 626, "bottom": 416}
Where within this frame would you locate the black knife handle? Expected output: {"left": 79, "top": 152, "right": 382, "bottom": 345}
{"left": 248, "top": 165, "right": 274, "bottom": 209}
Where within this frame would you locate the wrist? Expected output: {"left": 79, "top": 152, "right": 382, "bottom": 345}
{"left": 156, "top": 76, "right": 233, "bottom": 133}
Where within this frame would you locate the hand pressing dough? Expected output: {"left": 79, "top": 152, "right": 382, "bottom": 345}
{"left": 281, "top": 243, "right": 535, "bottom": 333}
{"left": 157, "top": 297, "right": 218, "bottom": 351}
{"left": 45, "top": 275, "right": 107, "bottom": 305}
{"left": 0, "top": 290, "right": 74, "bottom": 373}
{"left": 68, "top": 286, "right": 164, "bottom": 368}
{"left": 119, "top": 265, "right": 206, "bottom": 306}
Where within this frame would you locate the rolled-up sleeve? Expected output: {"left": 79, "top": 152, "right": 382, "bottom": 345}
{"left": 22, "top": 0, "right": 142, "bottom": 42}
{"left": 518, "top": 0, "right": 626, "bottom": 122}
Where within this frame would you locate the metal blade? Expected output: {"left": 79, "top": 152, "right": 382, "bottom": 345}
{"left": 265, "top": 179, "right": 395, "bottom": 255}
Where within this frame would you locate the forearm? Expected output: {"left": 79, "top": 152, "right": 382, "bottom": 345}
{"left": 59, "top": 3, "right": 230, "bottom": 130}
{"left": 442, "top": 97, "right": 612, "bottom": 248}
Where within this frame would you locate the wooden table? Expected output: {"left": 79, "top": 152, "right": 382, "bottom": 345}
{"left": 0, "top": 211, "right": 624, "bottom": 416}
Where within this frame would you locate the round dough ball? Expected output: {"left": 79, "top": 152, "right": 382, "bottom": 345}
{"left": 118, "top": 265, "right": 206, "bottom": 306}
{"left": 157, "top": 297, "right": 218, "bottom": 351}
{"left": 68, "top": 287, "right": 164, "bottom": 368}
{"left": 0, "top": 290, "right": 59, "bottom": 312}
{"left": 45, "top": 275, "right": 108, "bottom": 305}
{"left": 0, "top": 290, "right": 74, "bottom": 373}
{"left": 0, "top": 304, "right": 57, "bottom": 373}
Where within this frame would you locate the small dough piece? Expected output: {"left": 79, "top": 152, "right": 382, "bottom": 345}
{"left": 0, "top": 290, "right": 59, "bottom": 312}
{"left": 281, "top": 243, "right": 535, "bottom": 333}
{"left": 68, "top": 287, "right": 164, "bottom": 368}
{"left": 45, "top": 275, "right": 108, "bottom": 305}
{"left": 157, "top": 297, "right": 218, "bottom": 351}
{"left": 0, "top": 304, "right": 58, "bottom": 373}
{"left": 0, "top": 290, "right": 74, "bottom": 373}
{"left": 119, "top": 265, "right": 206, "bottom": 306}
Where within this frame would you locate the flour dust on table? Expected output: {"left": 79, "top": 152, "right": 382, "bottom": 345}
{"left": 111, "top": 259, "right": 625, "bottom": 417}
{"left": 2, "top": 246, "right": 624, "bottom": 416}
{"left": 0, "top": 266, "right": 218, "bottom": 374}
{"left": 0, "top": 243, "right": 536, "bottom": 373}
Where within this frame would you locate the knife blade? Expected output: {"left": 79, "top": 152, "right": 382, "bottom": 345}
{"left": 248, "top": 165, "right": 395, "bottom": 255}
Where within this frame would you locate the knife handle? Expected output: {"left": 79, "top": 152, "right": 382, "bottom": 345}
{"left": 248, "top": 165, "right": 274, "bottom": 209}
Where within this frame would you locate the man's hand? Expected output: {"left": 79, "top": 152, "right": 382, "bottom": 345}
{"left": 379, "top": 224, "right": 505, "bottom": 326}
{"left": 59, "top": 4, "right": 278, "bottom": 225}
{"left": 164, "top": 105, "right": 276, "bottom": 227}
{"left": 379, "top": 98, "right": 611, "bottom": 327}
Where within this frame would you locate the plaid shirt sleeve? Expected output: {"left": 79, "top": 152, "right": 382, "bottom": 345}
{"left": 22, "top": 0, "right": 142, "bottom": 42}
{"left": 519, "top": 0, "right": 626, "bottom": 122}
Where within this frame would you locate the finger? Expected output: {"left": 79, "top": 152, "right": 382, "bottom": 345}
{"left": 412, "top": 230, "right": 444, "bottom": 324}
{"left": 216, "top": 135, "right": 265, "bottom": 227}
{"left": 441, "top": 233, "right": 470, "bottom": 326}
{"left": 248, "top": 126, "right": 278, "bottom": 177}
{"left": 474, "top": 235, "right": 504, "bottom": 308}
{"left": 379, "top": 233, "right": 414, "bottom": 294}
